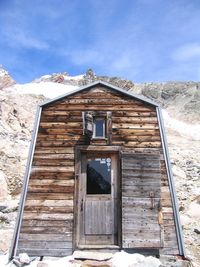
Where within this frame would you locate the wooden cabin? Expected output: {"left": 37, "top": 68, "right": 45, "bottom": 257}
{"left": 10, "top": 81, "right": 185, "bottom": 258}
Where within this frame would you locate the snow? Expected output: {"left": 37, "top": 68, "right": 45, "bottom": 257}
{"left": 13, "top": 82, "right": 78, "bottom": 99}
{"left": 110, "top": 251, "right": 161, "bottom": 267}
{"left": 0, "top": 68, "right": 8, "bottom": 77}
{"left": 63, "top": 74, "right": 84, "bottom": 80}
{"left": 40, "top": 74, "right": 51, "bottom": 79}
{"left": 162, "top": 110, "right": 200, "bottom": 140}
{"left": 0, "top": 252, "right": 162, "bottom": 267}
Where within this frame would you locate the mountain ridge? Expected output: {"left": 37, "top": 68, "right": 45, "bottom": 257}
{"left": 0, "top": 67, "right": 199, "bottom": 264}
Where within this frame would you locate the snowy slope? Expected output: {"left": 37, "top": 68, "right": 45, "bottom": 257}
{"left": 12, "top": 82, "right": 77, "bottom": 99}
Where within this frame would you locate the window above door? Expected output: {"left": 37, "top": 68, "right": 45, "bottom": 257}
{"left": 83, "top": 111, "right": 112, "bottom": 144}
{"left": 93, "top": 117, "right": 106, "bottom": 138}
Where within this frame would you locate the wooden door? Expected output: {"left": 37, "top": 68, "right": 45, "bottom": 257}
{"left": 77, "top": 153, "right": 119, "bottom": 247}
{"left": 121, "top": 152, "right": 163, "bottom": 249}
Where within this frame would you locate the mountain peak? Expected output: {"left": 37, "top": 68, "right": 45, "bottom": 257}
{"left": 0, "top": 65, "right": 16, "bottom": 90}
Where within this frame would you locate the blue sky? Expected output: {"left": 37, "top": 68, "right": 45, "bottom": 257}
{"left": 1, "top": 0, "right": 200, "bottom": 83}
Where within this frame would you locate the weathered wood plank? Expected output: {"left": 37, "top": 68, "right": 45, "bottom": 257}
{"left": 25, "top": 199, "right": 73, "bottom": 207}
{"left": 17, "top": 248, "right": 72, "bottom": 257}
{"left": 26, "top": 193, "right": 73, "bottom": 200}
{"left": 24, "top": 206, "right": 73, "bottom": 213}
{"left": 34, "top": 147, "right": 74, "bottom": 154}
{"left": 23, "top": 212, "right": 73, "bottom": 220}
{"left": 19, "top": 233, "right": 72, "bottom": 241}
{"left": 27, "top": 185, "right": 74, "bottom": 193}
{"left": 18, "top": 241, "right": 72, "bottom": 249}
{"left": 21, "top": 219, "right": 72, "bottom": 227}
{"left": 20, "top": 226, "right": 72, "bottom": 234}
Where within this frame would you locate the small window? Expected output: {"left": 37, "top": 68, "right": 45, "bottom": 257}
{"left": 87, "top": 157, "right": 111, "bottom": 194}
{"left": 93, "top": 117, "right": 106, "bottom": 138}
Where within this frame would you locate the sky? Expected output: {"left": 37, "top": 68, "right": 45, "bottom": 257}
{"left": 1, "top": 0, "right": 200, "bottom": 83}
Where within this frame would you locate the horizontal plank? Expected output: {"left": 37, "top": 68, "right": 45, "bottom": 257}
{"left": 31, "top": 166, "right": 74, "bottom": 172}
{"left": 113, "top": 123, "right": 159, "bottom": 129}
{"left": 24, "top": 206, "right": 73, "bottom": 213}
{"left": 39, "top": 122, "right": 83, "bottom": 128}
{"left": 36, "top": 140, "right": 84, "bottom": 147}
{"left": 56, "top": 98, "right": 145, "bottom": 105}
{"left": 123, "top": 224, "right": 160, "bottom": 231}
{"left": 122, "top": 172, "right": 160, "bottom": 178}
{"left": 113, "top": 128, "right": 160, "bottom": 136}
{"left": 45, "top": 105, "right": 155, "bottom": 112}
{"left": 112, "top": 111, "right": 157, "bottom": 117}
{"left": 34, "top": 147, "right": 74, "bottom": 154}
{"left": 27, "top": 185, "right": 74, "bottom": 193}
{"left": 17, "top": 248, "right": 72, "bottom": 257}
{"left": 19, "top": 233, "right": 72, "bottom": 241}
{"left": 112, "top": 117, "right": 158, "bottom": 123}
{"left": 123, "top": 239, "right": 161, "bottom": 248}
{"left": 112, "top": 135, "right": 161, "bottom": 142}
{"left": 40, "top": 115, "right": 82, "bottom": 123}
{"left": 28, "top": 179, "right": 74, "bottom": 186}
{"left": 113, "top": 141, "right": 161, "bottom": 148}
{"left": 37, "top": 134, "right": 82, "bottom": 141}
{"left": 26, "top": 193, "right": 73, "bottom": 200}
{"left": 23, "top": 212, "right": 73, "bottom": 220}
{"left": 20, "top": 226, "right": 72, "bottom": 234}
{"left": 30, "top": 172, "right": 74, "bottom": 180}
{"left": 33, "top": 154, "right": 74, "bottom": 160}
{"left": 21, "top": 219, "right": 72, "bottom": 227}
{"left": 42, "top": 110, "right": 82, "bottom": 116}
{"left": 18, "top": 240, "right": 72, "bottom": 249}
{"left": 25, "top": 199, "right": 73, "bottom": 207}
{"left": 32, "top": 159, "right": 74, "bottom": 166}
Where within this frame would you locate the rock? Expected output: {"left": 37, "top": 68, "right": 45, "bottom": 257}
{"left": 0, "top": 229, "right": 13, "bottom": 252}
{"left": 180, "top": 214, "right": 191, "bottom": 226}
{"left": 81, "top": 260, "right": 111, "bottom": 267}
{"left": 1, "top": 199, "right": 19, "bottom": 213}
{"left": 194, "top": 229, "right": 200, "bottom": 234}
{"left": 187, "top": 200, "right": 200, "bottom": 218}
{"left": 37, "top": 262, "right": 49, "bottom": 267}
{"left": 18, "top": 253, "right": 31, "bottom": 264}
{"left": 0, "top": 212, "right": 9, "bottom": 223}
{"left": 73, "top": 251, "right": 113, "bottom": 261}
{"left": 0, "top": 171, "right": 8, "bottom": 201}
{"left": 172, "top": 165, "right": 186, "bottom": 179}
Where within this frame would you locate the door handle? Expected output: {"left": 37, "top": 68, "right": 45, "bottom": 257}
{"left": 81, "top": 199, "right": 83, "bottom": 212}
{"left": 149, "top": 191, "right": 155, "bottom": 210}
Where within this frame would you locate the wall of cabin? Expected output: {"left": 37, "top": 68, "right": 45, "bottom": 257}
{"left": 16, "top": 84, "right": 179, "bottom": 256}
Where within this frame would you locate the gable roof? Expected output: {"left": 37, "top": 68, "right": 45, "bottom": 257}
{"left": 40, "top": 80, "right": 159, "bottom": 107}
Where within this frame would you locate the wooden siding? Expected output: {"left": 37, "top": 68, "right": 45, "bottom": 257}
{"left": 121, "top": 153, "right": 162, "bottom": 248}
{"left": 17, "top": 85, "right": 179, "bottom": 256}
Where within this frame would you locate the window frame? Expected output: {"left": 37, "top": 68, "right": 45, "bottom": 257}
{"left": 93, "top": 116, "right": 106, "bottom": 139}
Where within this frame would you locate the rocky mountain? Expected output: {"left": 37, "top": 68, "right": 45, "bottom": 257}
{"left": 0, "top": 67, "right": 199, "bottom": 266}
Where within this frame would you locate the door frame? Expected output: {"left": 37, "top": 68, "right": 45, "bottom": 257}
{"left": 74, "top": 145, "right": 121, "bottom": 250}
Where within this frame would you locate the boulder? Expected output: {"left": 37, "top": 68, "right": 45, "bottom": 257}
{"left": 0, "top": 229, "right": 13, "bottom": 252}
{"left": 0, "top": 171, "right": 8, "bottom": 201}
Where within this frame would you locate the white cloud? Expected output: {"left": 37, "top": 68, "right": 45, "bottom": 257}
{"left": 172, "top": 43, "right": 200, "bottom": 61}
{"left": 2, "top": 26, "right": 49, "bottom": 50}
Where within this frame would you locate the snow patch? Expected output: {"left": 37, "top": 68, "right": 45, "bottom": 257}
{"left": 0, "top": 68, "right": 8, "bottom": 77}
{"left": 162, "top": 110, "right": 200, "bottom": 140}
{"left": 110, "top": 251, "right": 161, "bottom": 267}
{"left": 63, "top": 74, "right": 84, "bottom": 80}
{"left": 13, "top": 82, "right": 78, "bottom": 98}
{"left": 40, "top": 74, "right": 51, "bottom": 79}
